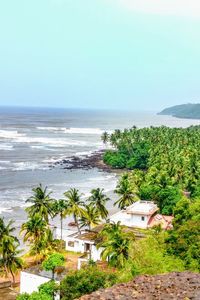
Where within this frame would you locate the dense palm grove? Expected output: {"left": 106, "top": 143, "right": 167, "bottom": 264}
{"left": 103, "top": 126, "right": 200, "bottom": 214}
{"left": 0, "top": 125, "right": 200, "bottom": 299}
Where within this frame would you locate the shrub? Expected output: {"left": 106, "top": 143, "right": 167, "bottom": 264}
{"left": 60, "top": 266, "right": 117, "bottom": 300}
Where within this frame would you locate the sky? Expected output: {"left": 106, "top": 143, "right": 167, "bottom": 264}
{"left": 0, "top": 0, "right": 200, "bottom": 111}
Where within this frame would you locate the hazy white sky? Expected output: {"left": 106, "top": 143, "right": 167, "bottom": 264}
{"left": 0, "top": 0, "right": 200, "bottom": 111}
{"left": 115, "top": 0, "right": 200, "bottom": 17}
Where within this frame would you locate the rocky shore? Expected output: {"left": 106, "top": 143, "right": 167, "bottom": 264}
{"left": 52, "top": 150, "right": 114, "bottom": 172}
{"left": 79, "top": 272, "right": 200, "bottom": 300}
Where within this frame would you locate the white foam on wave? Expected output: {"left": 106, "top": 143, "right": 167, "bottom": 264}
{"left": 37, "top": 126, "right": 104, "bottom": 135}
{"left": 0, "top": 130, "right": 25, "bottom": 139}
{"left": 12, "top": 161, "right": 49, "bottom": 171}
{"left": 15, "top": 136, "right": 95, "bottom": 147}
{"left": 75, "top": 151, "right": 93, "bottom": 157}
{"left": 0, "top": 144, "right": 14, "bottom": 150}
{"left": 31, "top": 145, "right": 56, "bottom": 151}
{"left": 89, "top": 174, "right": 116, "bottom": 182}
{"left": 65, "top": 128, "right": 103, "bottom": 135}
{"left": 37, "top": 126, "right": 66, "bottom": 132}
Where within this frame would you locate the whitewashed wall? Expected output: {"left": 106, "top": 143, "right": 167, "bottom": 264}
{"left": 20, "top": 272, "right": 60, "bottom": 300}
{"left": 91, "top": 245, "right": 103, "bottom": 261}
{"left": 110, "top": 211, "right": 150, "bottom": 228}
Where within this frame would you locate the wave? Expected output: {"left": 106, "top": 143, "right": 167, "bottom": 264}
{"left": 15, "top": 136, "right": 102, "bottom": 147}
{"left": 31, "top": 145, "right": 56, "bottom": 151}
{"left": 75, "top": 151, "right": 93, "bottom": 157}
{"left": 0, "top": 130, "right": 25, "bottom": 139}
{"left": 12, "top": 161, "right": 49, "bottom": 171}
{"left": 0, "top": 144, "right": 14, "bottom": 150}
{"left": 37, "top": 126, "right": 104, "bottom": 135}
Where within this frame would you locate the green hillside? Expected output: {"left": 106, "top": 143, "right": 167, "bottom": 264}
{"left": 158, "top": 103, "right": 200, "bottom": 119}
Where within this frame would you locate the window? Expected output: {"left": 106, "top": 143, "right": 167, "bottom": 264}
{"left": 141, "top": 216, "right": 145, "bottom": 221}
{"left": 68, "top": 241, "right": 74, "bottom": 247}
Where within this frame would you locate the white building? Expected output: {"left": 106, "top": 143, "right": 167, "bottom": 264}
{"left": 110, "top": 200, "right": 158, "bottom": 229}
{"left": 110, "top": 200, "right": 173, "bottom": 230}
{"left": 64, "top": 229, "right": 103, "bottom": 268}
{"left": 20, "top": 269, "right": 60, "bottom": 300}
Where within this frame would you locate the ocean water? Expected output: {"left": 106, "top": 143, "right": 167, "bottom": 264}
{"left": 0, "top": 106, "right": 200, "bottom": 226}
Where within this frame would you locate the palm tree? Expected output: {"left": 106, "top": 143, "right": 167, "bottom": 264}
{"left": 88, "top": 188, "right": 109, "bottom": 220}
{"left": 101, "top": 131, "right": 109, "bottom": 144}
{"left": 0, "top": 243, "right": 23, "bottom": 284}
{"left": 79, "top": 204, "right": 101, "bottom": 231}
{"left": 21, "top": 214, "right": 52, "bottom": 255}
{"left": 97, "top": 222, "right": 135, "bottom": 268}
{"left": 52, "top": 199, "right": 68, "bottom": 240}
{"left": 63, "top": 188, "right": 85, "bottom": 234}
{"left": 114, "top": 174, "right": 136, "bottom": 209}
{"left": 26, "top": 184, "right": 55, "bottom": 223}
{"left": 0, "top": 218, "right": 23, "bottom": 284}
{"left": 0, "top": 218, "right": 17, "bottom": 242}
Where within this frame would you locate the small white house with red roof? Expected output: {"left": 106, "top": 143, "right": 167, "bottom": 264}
{"left": 110, "top": 200, "right": 173, "bottom": 229}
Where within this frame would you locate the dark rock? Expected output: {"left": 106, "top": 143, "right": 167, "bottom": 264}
{"left": 78, "top": 272, "right": 200, "bottom": 300}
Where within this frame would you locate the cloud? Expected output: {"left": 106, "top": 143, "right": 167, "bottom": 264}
{"left": 113, "top": 0, "right": 200, "bottom": 18}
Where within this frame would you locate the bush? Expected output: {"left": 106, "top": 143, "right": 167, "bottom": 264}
{"left": 60, "top": 266, "right": 117, "bottom": 300}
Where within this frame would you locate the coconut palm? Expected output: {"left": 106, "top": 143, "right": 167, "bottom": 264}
{"left": 0, "top": 218, "right": 17, "bottom": 242}
{"left": 79, "top": 204, "right": 101, "bottom": 231}
{"left": 0, "top": 218, "right": 23, "bottom": 284}
{"left": 114, "top": 174, "right": 136, "bottom": 210}
{"left": 26, "top": 184, "right": 55, "bottom": 223}
{"left": 21, "top": 213, "right": 52, "bottom": 255}
{"left": 88, "top": 188, "right": 109, "bottom": 220}
{"left": 0, "top": 243, "right": 23, "bottom": 284}
{"left": 97, "top": 222, "right": 135, "bottom": 268}
{"left": 63, "top": 188, "right": 85, "bottom": 234}
{"left": 52, "top": 199, "right": 68, "bottom": 240}
{"left": 101, "top": 131, "right": 109, "bottom": 144}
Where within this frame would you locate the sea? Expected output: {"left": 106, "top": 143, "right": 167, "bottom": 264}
{"left": 1, "top": 106, "right": 200, "bottom": 229}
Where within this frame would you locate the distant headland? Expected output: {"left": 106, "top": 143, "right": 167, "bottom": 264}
{"left": 158, "top": 103, "right": 200, "bottom": 119}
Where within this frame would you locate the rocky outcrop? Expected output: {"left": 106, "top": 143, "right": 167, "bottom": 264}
{"left": 79, "top": 272, "right": 200, "bottom": 300}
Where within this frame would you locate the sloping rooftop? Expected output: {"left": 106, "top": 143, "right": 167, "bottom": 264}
{"left": 148, "top": 214, "right": 173, "bottom": 230}
{"left": 126, "top": 200, "right": 158, "bottom": 215}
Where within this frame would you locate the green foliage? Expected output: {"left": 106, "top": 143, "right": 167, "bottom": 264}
{"left": 20, "top": 214, "right": 54, "bottom": 256}
{"left": 159, "top": 103, "right": 200, "bottom": 119}
{"left": 63, "top": 188, "right": 85, "bottom": 234}
{"left": 17, "top": 281, "right": 58, "bottom": 300}
{"left": 0, "top": 218, "right": 23, "bottom": 283}
{"left": 39, "top": 280, "right": 59, "bottom": 297}
{"left": 79, "top": 204, "right": 101, "bottom": 231}
{"left": 42, "top": 253, "right": 65, "bottom": 274}
{"left": 103, "top": 126, "right": 200, "bottom": 213}
{"left": 98, "top": 222, "right": 135, "bottom": 268}
{"left": 26, "top": 184, "right": 55, "bottom": 223}
{"left": 103, "top": 150, "right": 127, "bottom": 168}
{"left": 87, "top": 188, "right": 110, "bottom": 219}
{"left": 60, "top": 266, "right": 117, "bottom": 300}
{"left": 16, "top": 293, "right": 30, "bottom": 300}
{"left": 166, "top": 198, "right": 200, "bottom": 271}
{"left": 114, "top": 174, "right": 137, "bottom": 209}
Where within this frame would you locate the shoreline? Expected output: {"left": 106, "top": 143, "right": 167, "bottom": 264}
{"left": 51, "top": 149, "right": 119, "bottom": 173}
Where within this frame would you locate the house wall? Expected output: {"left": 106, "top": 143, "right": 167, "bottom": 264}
{"left": 110, "top": 211, "right": 151, "bottom": 228}
{"left": 20, "top": 272, "right": 60, "bottom": 300}
{"left": 55, "top": 228, "right": 76, "bottom": 240}
{"left": 91, "top": 245, "right": 103, "bottom": 261}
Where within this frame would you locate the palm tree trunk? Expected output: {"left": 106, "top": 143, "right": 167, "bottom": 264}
{"left": 10, "top": 269, "right": 15, "bottom": 286}
{"left": 60, "top": 213, "right": 63, "bottom": 240}
{"left": 74, "top": 214, "right": 81, "bottom": 234}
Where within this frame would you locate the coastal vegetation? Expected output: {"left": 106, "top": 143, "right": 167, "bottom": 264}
{"left": 102, "top": 126, "right": 200, "bottom": 214}
{"left": 2, "top": 122, "right": 200, "bottom": 298}
{"left": 4, "top": 180, "right": 200, "bottom": 299}
{"left": 159, "top": 103, "right": 200, "bottom": 119}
